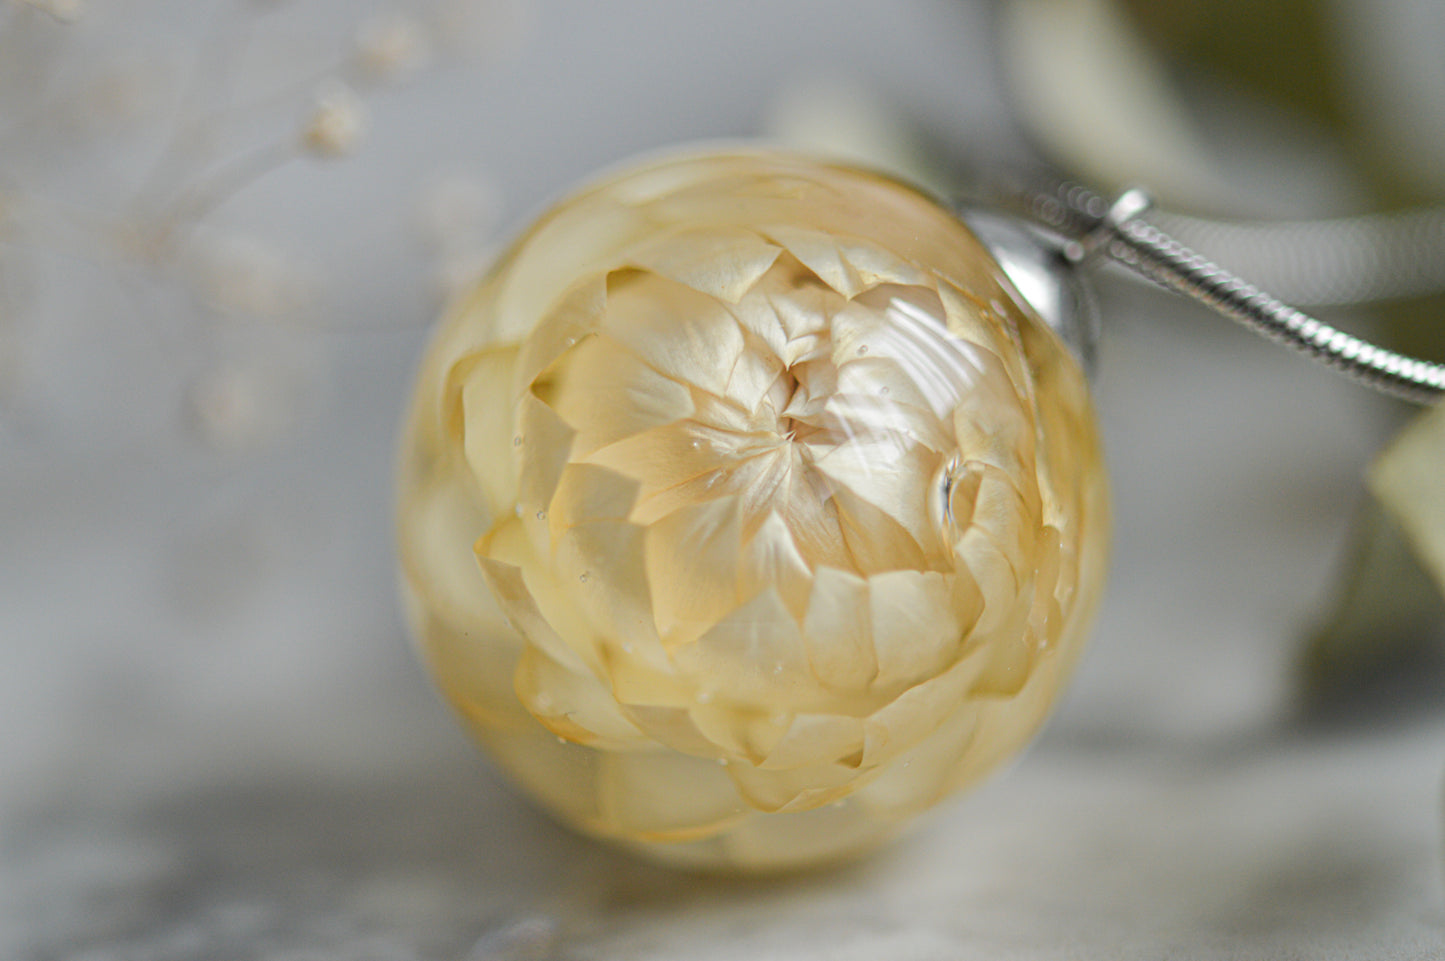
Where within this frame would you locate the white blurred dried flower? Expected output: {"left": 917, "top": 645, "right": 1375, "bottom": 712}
{"left": 189, "top": 363, "right": 289, "bottom": 452}
{"left": 429, "top": 0, "right": 534, "bottom": 62}
{"left": 59, "top": 57, "right": 160, "bottom": 134}
{"left": 16, "top": 0, "right": 84, "bottom": 23}
{"left": 0, "top": 0, "right": 444, "bottom": 453}
{"left": 432, "top": 243, "right": 497, "bottom": 302}
{"left": 416, "top": 174, "right": 504, "bottom": 303}
{"left": 463, "top": 916, "right": 561, "bottom": 961}
{"left": 416, "top": 174, "right": 501, "bottom": 253}
{"left": 1371, "top": 403, "right": 1445, "bottom": 591}
{"left": 188, "top": 233, "right": 315, "bottom": 320}
{"left": 354, "top": 11, "right": 432, "bottom": 83}
{"left": 300, "top": 82, "right": 368, "bottom": 158}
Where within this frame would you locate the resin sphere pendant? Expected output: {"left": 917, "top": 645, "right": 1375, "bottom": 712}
{"left": 396, "top": 149, "right": 1109, "bottom": 871}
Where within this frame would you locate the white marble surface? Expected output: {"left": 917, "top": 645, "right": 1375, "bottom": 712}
{"left": 3, "top": 2, "right": 1444, "bottom": 959}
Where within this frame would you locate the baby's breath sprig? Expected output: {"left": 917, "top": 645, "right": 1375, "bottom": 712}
{"left": 0, "top": 1, "right": 533, "bottom": 452}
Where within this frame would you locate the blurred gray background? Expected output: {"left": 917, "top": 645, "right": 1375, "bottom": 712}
{"left": 3, "top": 1, "right": 1443, "bottom": 958}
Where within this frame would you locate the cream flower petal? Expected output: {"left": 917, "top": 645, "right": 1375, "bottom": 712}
{"left": 606, "top": 657, "right": 696, "bottom": 711}
{"left": 490, "top": 203, "right": 653, "bottom": 344}
{"left": 514, "top": 644, "right": 645, "bottom": 749}
{"left": 546, "top": 462, "right": 664, "bottom": 661}
{"left": 802, "top": 565, "right": 879, "bottom": 691}
{"left": 548, "top": 460, "right": 639, "bottom": 526}
{"left": 1026, "top": 526, "right": 1065, "bottom": 644}
{"left": 954, "top": 523, "right": 1024, "bottom": 638}
{"left": 1370, "top": 402, "right": 1445, "bottom": 589}
{"left": 969, "top": 467, "right": 1040, "bottom": 574}
{"left": 476, "top": 551, "right": 589, "bottom": 675}
{"left": 936, "top": 281, "right": 1029, "bottom": 389}
{"left": 726, "top": 258, "right": 842, "bottom": 362}
{"left": 625, "top": 225, "right": 782, "bottom": 304}
{"left": 475, "top": 514, "right": 598, "bottom": 670}
{"left": 855, "top": 704, "right": 981, "bottom": 817}
{"left": 969, "top": 609, "right": 1038, "bottom": 698}
{"left": 820, "top": 359, "right": 955, "bottom": 452}
{"left": 723, "top": 339, "right": 790, "bottom": 417}
{"left": 807, "top": 436, "right": 941, "bottom": 560}
{"left": 399, "top": 472, "right": 509, "bottom": 637}
{"left": 759, "top": 223, "right": 867, "bottom": 298}
{"left": 739, "top": 510, "right": 814, "bottom": 620}
{"left": 514, "top": 276, "right": 607, "bottom": 392}
{"left": 556, "top": 519, "right": 665, "bottom": 663}
{"left": 458, "top": 346, "right": 522, "bottom": 509}
{"left": 687, "top": 701, "right": 792, "bottom": 764}
{"left": 644, "top": 497, "right": 745, "bottom": 646}
{"left": 596, "top": 750, "right": 747, "bottom": 842}
{"left": 581, "top": 420, "right": 731, "bottom": 508}
{"left": 670, "top": 588, "right": 814, "bottom": 706}
{"left": 860, "top": 645, "right": 991, "bottom": 768}
{"left": 398, "top": 471, "right": 523, "bottom": 729}
{"left": 515, "top": 392, "right": 575, "bottom": 513}
{"left": 760, "top": 225, "right": 930, "bottom": 298}
{"left": 728, "top": 258, "right": 832, "bottom": 359}
{"left": 413, "top": 614, "right": 527, "bottom": 732}
{"left": 543, "top": 334, "right": 695, "bottom": 458}
{"left": 758, "top": 713, "right": 866, "bottom": 771}
{"left": 725, "top": 755, "right": 867, "bottom": 813}
{"left": 620, "top": 703, "right": 726, "bottom": 758}
{"left": 600, "top": 272, "right": 748, "bottom": 398}
{"left": 679, "top": 390, "right": 761, "bottom": 437}
{"left": 751, "top": 448, "right": 855, "bottom": 571}
{"left": 867, "top": 570, "right": 968, "bottom": 689}
{"left": 950, "top": 661, "right": 1069, "bottom": 791}
{"left": 830, "top": 483, "right": 933, "bottom": 574}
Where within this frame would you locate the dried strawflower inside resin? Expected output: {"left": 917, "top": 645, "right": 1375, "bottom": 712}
{"left": 397, "top": 151, "right": 1108, "bottom": 871}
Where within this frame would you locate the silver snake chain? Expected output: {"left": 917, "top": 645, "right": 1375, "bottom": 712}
{"left": 997, "top": 174, "right": 1445, "bottom": 406}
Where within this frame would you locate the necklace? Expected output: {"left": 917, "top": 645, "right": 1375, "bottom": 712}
{"left": 395, "top": 147, "right": 1442, "bottom": 873}
{"left": 986, "top": 169, "right": 1445, "bottom": 404}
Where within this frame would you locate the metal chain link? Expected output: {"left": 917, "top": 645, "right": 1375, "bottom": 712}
{"left": 997, "top": 174, "right": 1445, "bottom": 406}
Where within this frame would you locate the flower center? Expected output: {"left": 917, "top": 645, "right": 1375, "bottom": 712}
{"left": 534, "top": 261, "right": 997, "bottom": 582}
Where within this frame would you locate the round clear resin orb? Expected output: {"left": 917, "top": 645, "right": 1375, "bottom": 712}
{"left": 397, "top": 149, "right": 1109, "bottom": 872}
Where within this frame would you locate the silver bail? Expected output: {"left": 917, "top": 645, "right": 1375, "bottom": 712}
{"left": 958, "top": 206, "right": 1101, "bottom": 378}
